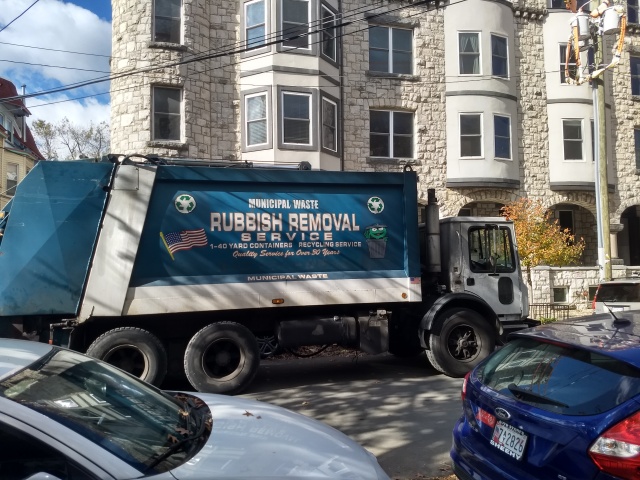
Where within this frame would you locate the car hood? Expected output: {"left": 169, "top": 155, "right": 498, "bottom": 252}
{"left": 168, "top": 393, "right": 389, "bottom": 480}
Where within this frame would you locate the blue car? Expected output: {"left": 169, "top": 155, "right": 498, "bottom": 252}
{"left": 451, "top": 310, "right": 640, "bottom": 480}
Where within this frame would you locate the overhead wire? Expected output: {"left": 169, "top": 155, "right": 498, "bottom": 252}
{"left": 0, "top": 0, "right": 41, "bottom": 34}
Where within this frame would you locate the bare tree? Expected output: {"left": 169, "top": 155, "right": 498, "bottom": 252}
{"left": 31, "top": 117, "right": 110, "bottom": 160}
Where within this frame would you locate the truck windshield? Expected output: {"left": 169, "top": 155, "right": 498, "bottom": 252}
{"left": 0, "top": 348, "right": 210, "bottom": 474}
{"left": 469, "top": 226, "right": 515, "bottom": 273}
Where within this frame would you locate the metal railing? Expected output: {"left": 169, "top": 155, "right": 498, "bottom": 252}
{"left": 529, "top": 303, "right": 575, "bottom": 321}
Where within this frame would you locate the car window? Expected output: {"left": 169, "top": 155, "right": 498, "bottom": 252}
{"left": 0, "top": 348, "right": 210, "bottom": 474}
{"left": 597, "top": 283, "right": 640, "bottom": 303}
{"left": 477, "top": 338, "right": 640, "bottom": 415}
{"left": 0, "top": 420, "right": 96, "bottom": 479}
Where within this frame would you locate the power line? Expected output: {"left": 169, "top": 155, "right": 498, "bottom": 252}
{"left": 0, "top": 0, "right": 41, "bottom": 34}
{"left": 0, "top": 40, "right": 112, "bottom": 58}
{"left": 0, "top": 58, "right": 110, "bottom": 74}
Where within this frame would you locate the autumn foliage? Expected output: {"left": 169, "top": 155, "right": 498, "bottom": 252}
{"left": 500, "top": 198, "right": 585, "bottom": 278}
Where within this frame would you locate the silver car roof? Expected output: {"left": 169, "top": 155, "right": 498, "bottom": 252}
{"left": 0, "top": 339, "right": 53, "bottom": 380}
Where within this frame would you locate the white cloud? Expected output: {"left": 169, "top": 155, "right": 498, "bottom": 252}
{"left": 0, "top": 0, "right": 111, "bottom": 129}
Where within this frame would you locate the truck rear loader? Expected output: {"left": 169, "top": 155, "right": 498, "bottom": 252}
{"left": 0, "top": 155, "right": 534, "bottom": 394}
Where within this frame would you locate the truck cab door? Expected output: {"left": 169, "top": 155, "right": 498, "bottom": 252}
{"left": 464, "top": 225, "right": 523, "bottom": 320}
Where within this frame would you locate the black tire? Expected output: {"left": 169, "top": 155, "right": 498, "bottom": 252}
{"left": 86, "top": 327, "right": 167, "bottom": 386}
{"left": 184, "top": 322, "right": 260, "bottom": 395}
{"left": 426, "top": 308, "right": 494, "bottom": 377}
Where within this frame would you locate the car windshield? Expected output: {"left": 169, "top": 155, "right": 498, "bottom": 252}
{"left": 478, "top": 338, "right": 640, "bottom": 415}
{"left": 0, "top": 348, "right": 210, "bottom": 473}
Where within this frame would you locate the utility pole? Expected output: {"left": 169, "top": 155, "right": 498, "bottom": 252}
{"left": 590, "top": 0, "right": 612, "bottom": 281}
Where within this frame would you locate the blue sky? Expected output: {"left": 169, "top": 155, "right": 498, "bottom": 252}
{"left": 0, "top": 0, "right": 112, "bottom": 132}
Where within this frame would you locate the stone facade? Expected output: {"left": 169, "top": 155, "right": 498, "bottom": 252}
{"left": 110, "top": 0, "right": 640, "bottom": 296}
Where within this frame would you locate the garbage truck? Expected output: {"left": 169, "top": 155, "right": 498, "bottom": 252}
{"left": 0, "top": 154, "right": 534, "bottom": 394}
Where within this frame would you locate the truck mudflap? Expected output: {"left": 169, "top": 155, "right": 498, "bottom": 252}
{"left": 0, "top": 161, "right": 115, "bottom": 317}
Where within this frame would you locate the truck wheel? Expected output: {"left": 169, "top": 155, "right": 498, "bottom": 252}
{"left": 184, "top": 322, "right": 260, "bottom": 394}
{"left": 86, "top": 327, "right": 167, "bottom": 386}
{"left": 426, "top": 308, "right": 494, "bottom": 377}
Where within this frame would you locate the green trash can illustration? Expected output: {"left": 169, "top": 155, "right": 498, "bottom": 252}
{"left": 364, "top": 224, "right": 388, "bottom": 259}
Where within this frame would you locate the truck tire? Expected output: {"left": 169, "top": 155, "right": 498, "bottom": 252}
{"left": 426, "top": 308, "right": 494, "bottom": 377}
{"left": 86, "top": 327, "right": 167, "bottom": 386}
{"left": 184, "top": 322, "right": 260, "bottom": 395}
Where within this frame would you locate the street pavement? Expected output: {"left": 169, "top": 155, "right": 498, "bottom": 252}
{"left": 239, "top": 351, "right": 463, "bottom": 479}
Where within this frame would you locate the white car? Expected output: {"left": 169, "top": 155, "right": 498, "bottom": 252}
{"left": 592, "top": 277, "right": 640, "bottom": 314}
{"left": 0, "top": 339, "right": 389, "bottom": 480}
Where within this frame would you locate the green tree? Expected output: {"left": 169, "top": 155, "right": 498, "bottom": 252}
{"left": 501, "top": 198, "right": 586, "bottom": 299}
{"left": 31, "top": 117, "right": 110, "bottom": 160}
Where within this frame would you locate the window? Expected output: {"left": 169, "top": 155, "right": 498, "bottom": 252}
{"left": 322, "top": 97, "right": 337, "bottom": 151}
{"left": 553, "top": 286, "right": 569, "bottom": 303}
{"left": 154, "top": 0, "right": 181, "bottom": 43}
{"left": 6, "top": 163, "right": 18, "bottom": 196}
{"left": 632, "top": 56, "right": 640, "bottom": 95}
{"left": 629, "top": 0, "right": 639, "bottom": 24}
{"left": 246, "top": 93, "right": 268, "bottom": 147}
{"left": 369, "top": 26, "right": 412, "bottom": 74}
{"left": 460, "top": 113, "right": 482, "bottom": 157}
{"left": 491, "top": 35, "right": 508, "bottom": 77}
{"left": 321, "top": 5, "right": 337, "bottom": 61}
{"left": 494, "top": 114, "right": 511, "bottom": 160}
{"left": 153, "top": 87, "right": 181, "bottom": 141}
{"left": 635, "top": 127, "right": 640, "bottom": 169}
{"left": 560, "top": 44, "right": 578, "bottom": 84}
{"left": 282, "top": 0, "right": 310, "bottom": 49}
{"left": 563, "top": 119, "right": 583, "bottom": 161}
{"left": 459, "top": 32, "right": 480, "bottom": 75}
{"left": 549, "top": 0, "right": 566, "bottom": 7}
{"left": 468, "top": 226, "right": 515, "bottom": 273}
{"left": 369, "top": 110, "right": 413, "bottom": 158}
{"left": 282, "top": 92, "right": 311, "bottom": 144}
{"left": 591, "top": 119, "right": 595, "bottom": 161}
{"left": 245, "top": 0, "right": 266, "bottom": 48}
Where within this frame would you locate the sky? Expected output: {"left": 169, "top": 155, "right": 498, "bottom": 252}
{"left": 0, "top": 0, "right": 112, "bottom": 132}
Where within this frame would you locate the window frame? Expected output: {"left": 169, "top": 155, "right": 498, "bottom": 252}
{"left": 321, "top": 96, "right": 338, "bottom": 154}
{"left": 628, "top": 0, "right": 639, "bottom": 24}
{"left": 153, "top": 0, "right": 182, "bottom": 44}
{"left": 280, "top": 0, "right": 312, "bottom": 51}
{"left": 369, "top": 110, "right": 414, "bottom": 159}
{"left": 245, "top": 0, "right": 267, "bottom": 51}
{"left": 278, "top": 88, "right": 317, "bottom": 150}
{"left": 491, "top": 34, "right": 508, "bottom": 78}
{"left": 320, "top": 4, "right": 338, "bottom": 63}
{"left": 6, "top": 162, "right": 18, "bottom": 197}
{"left": 458, "top": 31, "right": 481, "bottom": 76}
{"left": 152, "top": 86, "right": 182, "bottom": 142}
{"left": 562, "top": 118, "right": 584, "bottom": 161}
{"left": 493, "top": 113, "right": 512, "bottom": 160}
{"left": 243, "top": 90, "right": 271, "bottom": 151}
{"left": 368, "top": 25, "right": 413, "bottom": 75}
{"left": 631, "top": 55, "right": 640, "bottom": 95}
{"left": 459, "top": 113, "right": 483, "bottom": 158}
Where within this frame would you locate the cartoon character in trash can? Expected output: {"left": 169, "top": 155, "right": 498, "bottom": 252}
{"left": 364, "top": 224, "right": 388, "bottom": 258}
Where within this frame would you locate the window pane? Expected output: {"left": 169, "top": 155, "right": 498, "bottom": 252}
{"left": 6, "top": 163, "right": 18, "bottom": 196}
{"left": 369, "top": 50, "right": 389, "bottom": 73}
{"left": 495, "top": 137, "right": 510, "bottom": 159}
{"left": 393, "top": 136, "right": 412, "bottom": 158}
{"left": 635, "top": 128, "right": 640, "bottom": 169}
{"left": 461, "top": 136, "right": 481, "bottom": 157}
{"left": 370, "top": 134, "right": 390, "bottom": 157}
{"left": 154, "top": 88, "right": 181, "bottom": 141}
{"left": 154, "top": 89, "right": 181, "bottom": 114}
{"left": 283, "top": 0, "right": 308, "bottom": 22}
{"left": 322, "top": 8, "right": 336, "bottom": 60}
{"left": 283, "top": 93, "right": 310, "bottom": 144}
{"left": 247, "top": 95, "right": 266, "bottom": 121}
{"left": 246, "top": 1, "right": 264, "bottom": 27}
{"left": 392, "top": 29, "right": 412, "bottom": 51}
{"left": 283, "top": 119, "right": 310, "bottom": 143}
{"left": 495, "top": 115, "right": 511, "bottom": 159}
{"left": 494, "top": 115, "right": 510, "bottom": 136}
{"left": 156, "top": 0, "right": 181, "bottom": 17}
{"left": 461, "top": 114, "right": 481, "bottom": 135}
{"left": 459, "top": 32, "right": 479, "bottom": 75}
{"left": 631, "top": 56, "right": 640, "bottom": 95}
{"left": 563, "top": 120, "right": 582, "bottom": 140}
{"left": 459, "top": 33, "right": 479, "bottom": 52}
{"left": 155, "top": 18, "right": 180, "bottom": 42}
{"left": 283, "top": 94, "right": 309, "bottom": 119}
{"left": 154, "top": 115, "right": 180, "bottom": 141}
{"left": 393, "top": 112, "right": 413, "bottom": 134}
{"left": 282, "top": 0, "right": 309, "bottom": 48}
{"left": 248, "top": 121, "right": 267, "bottom": 145}
{"left": 369, "top": 27, "right": 388, "bottom": 49}
{"left": 393, "top": 51, "right": 412, "bottom": 74}
{"left": 370, "top": 111, "right": 389, "bottom": 134}
{"left": 322, "top": 100, "right": 336, "bottom": 127}
{"left": 247, "top": 26, "right": 266, "bottom": 47}
{"left": 322, "top": 100, "right": 337, "bottom": 151}
{"left": 492, "top": 35, "right": 507, "bottom": 77}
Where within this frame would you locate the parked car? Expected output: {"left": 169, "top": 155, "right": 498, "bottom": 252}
{"left": 451, "top": 310, "right": 640, "bottom": 480}
{"left": 592, "top": 277, "right": 640, "bottom": 313}
{"left": 0, "top": 338, "right": 389, "bottom": 480}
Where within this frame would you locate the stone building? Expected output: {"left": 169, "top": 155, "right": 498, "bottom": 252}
{"left": 110, "top": 0, "right": 640, "bottom": 305}
{"left": 0, "top": 77, "right": 44, "bottom": 209}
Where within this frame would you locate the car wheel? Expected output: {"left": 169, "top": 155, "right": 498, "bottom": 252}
{"left": 184, "top": 322, "right": 260, "bottom": 394}
{"left": 427, "top": 308, "right": 494, "bottom": 377}
{"left": 86, "top": 327, "right": 167, "bottom": 386}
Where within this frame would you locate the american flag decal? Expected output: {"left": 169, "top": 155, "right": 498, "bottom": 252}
{"left": 161, "top": 228, "right": 208, "bottom": 259}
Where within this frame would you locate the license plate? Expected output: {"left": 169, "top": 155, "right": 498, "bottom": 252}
{"left": 490, "top": 421, "right": 528, "bottom": 460}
